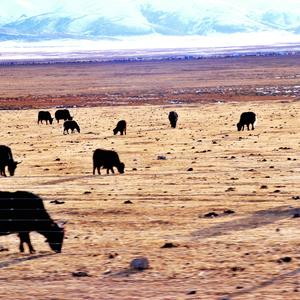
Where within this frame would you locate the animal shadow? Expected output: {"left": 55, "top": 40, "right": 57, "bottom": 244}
{"left": 0, "top": 252, "right": 55, "bottom": 269}
{"left": 220, "top": 267, "right": 300, "bottom": 299}
{"left": 193, "top": 206, "right": 300, "bottom": 239}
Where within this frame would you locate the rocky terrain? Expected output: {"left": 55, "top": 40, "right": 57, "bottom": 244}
{"left": 0, "top": 55, "right": 299, "bottom": 299}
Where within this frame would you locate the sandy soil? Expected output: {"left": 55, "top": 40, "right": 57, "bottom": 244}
{"left": 0, "top": 100, "right": 299, "bottom": 300}
{"left": 0, "top": 56, "right": 299, "bottom": 299}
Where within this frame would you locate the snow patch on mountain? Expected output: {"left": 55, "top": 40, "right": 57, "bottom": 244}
{"left": 0, "top": 0, "right": 300, "bottom": 40}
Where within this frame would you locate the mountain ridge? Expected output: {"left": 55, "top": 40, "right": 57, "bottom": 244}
{"left": 0, "top": 1, "right": 300, "bottom": 41}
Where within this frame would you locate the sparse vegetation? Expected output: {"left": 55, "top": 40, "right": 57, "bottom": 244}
{"left": 0, "top": 57, "right": 299, "bottom": 299}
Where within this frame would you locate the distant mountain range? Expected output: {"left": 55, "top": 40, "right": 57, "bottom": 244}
{"left": 0, "top": 0, "right": 300, "bottom": 41}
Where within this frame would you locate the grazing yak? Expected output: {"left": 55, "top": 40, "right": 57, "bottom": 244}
{"left": 113, "top": 120, "right": 127, "bottom": 135}
{"left": 0, "top": 191, "right": 64, "bottom": 253}
{"left": 38, "top": 111, "right": 54, "bottom": 125}
{"left": 237, "top": 112, "right": 257, "bottom": 131}
{"left": 0, "top": 145, "right": 21, "bottom": 177}
{"left": 93, "top": 149, "right": 125, "bottom": 175}
{"left": 55, "top": 109, "right": 73, "bottom": 123}
{"left": 63, "top": 120, "right": 80, "bottom": 134}
{"left": 168, "top": 111, "right": 178, "bottom": 128}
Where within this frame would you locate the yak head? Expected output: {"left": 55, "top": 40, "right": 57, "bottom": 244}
{"left": 49, "top": 117, "right": 54, "bottom": 125}
{"left": 45, "top": 223, "right": 65, "bottom": 253}
{"left": 8, "top": 160, "right": 21, "bottom": 176}
{"left": 117, "top": 162, "right": 125, "bottom": 174}
{"left": 113, "top": 127, "right": 118, "bottom": 135}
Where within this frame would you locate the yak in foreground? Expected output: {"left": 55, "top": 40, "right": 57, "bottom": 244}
{"left": 93, "top": 149, "right": 125, "bottom": 175}
{"left": 38, "top": 111, "right": 54, "bottom": 125}
{"left": 0, "top": 145, "right": 21, "bottom": 177}
{"left": 168, "top": 111, "right": 178, "bottom": 128}
{"left": 0, "top": 191, "right": 64, "bottom": 253}
{"left": 237, "top": 112, "right": 257, "bottom": 131}
{"left": 55, "top": 109, "right": 73, "bottom": 123}
{"left": 63, "top": 120, "right": 80, "bottom": 134}
{"left": 113, "top": 120, "right": 127, "bottom": 135}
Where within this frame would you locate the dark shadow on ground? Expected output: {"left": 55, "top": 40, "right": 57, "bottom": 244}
{"left": 0, "top": 252, "right": 55, "bottom": 269}
{"left": 220, "top": 267, "right": 300, "bottom": 299}
{"left": 193, "top": 206, "right": 300, "bottom": 239}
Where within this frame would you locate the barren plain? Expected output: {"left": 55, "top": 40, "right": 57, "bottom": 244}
{"left": 0, "top": 55, "right": 299, "bottom": 300}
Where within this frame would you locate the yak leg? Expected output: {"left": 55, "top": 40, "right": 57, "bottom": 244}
{"left": 251, "top": 122, "right": 255, "bottom": 130}
{"left": 247, "top": 124, "right": 250, "bottom": 130}
{"left": 93, "top": 166, "right": 101, "bottom": 175}
{"left": 0, "top": 166, "right": 7, "bottom": 177}
{"left": 106, "top": 167, "right": 114, "bottom": 174}
{"left": 19, "top": 232, "right": 35, "bottom": 254}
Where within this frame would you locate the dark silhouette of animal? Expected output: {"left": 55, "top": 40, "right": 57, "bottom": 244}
{"left": 38, "top": 111, "right": 54, "bottom": 125}
{"left": 55, "top": 109, "right": 73, "bottom": 123}
{"left": 0, "top": 145, "right": 21, "bottom": 177}
{"left": 0, "top": 191, "right": 64, "bottom": 253}
{"left": 93, "top": 149, "right": 125, "bottom": 175}
{"left": 237, "top": 112, "right": 257, "bottom": 131}
{"left": 63, "top": 120, "right": 80, "bottom": 134}
{"left": 113, "top": 120, "right": 127, "bottom": 135}
{"left": 168, "top": 111, "right": 178, "bottom": 128}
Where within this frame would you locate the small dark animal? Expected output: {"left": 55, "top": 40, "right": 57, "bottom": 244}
{"left": 113, "top": 120, "right": 127, "bottom": 135}
{"left": 237, "top": 112, "right": 257, "bottom": 131}
{"left": 0, "top": 191, "right": 64, "bottom": 253}
{"left": 168, "top": 111, "right": 178, "bottom": 128}
{"left": 93, "top": 149, "right": 125, "bottom": 175}
{"left": 38, "top": 111, "right": 54, "bottom": 125}
{"left": 63, "top": 120, "right": 80, "bottom": 134}
{"left": 0, "top": 145, "right": 21, "bottom": 177}
{"left": 55, "top": 109, "right": 73, "bottom": 123}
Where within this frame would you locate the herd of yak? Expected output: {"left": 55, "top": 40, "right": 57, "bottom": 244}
{"left": 0, "top": 108, "right": 256, "bottom": 254}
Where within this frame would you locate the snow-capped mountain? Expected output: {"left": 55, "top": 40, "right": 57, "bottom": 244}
{"left": 0, "top": 0, "right": 300, "bottom": 41}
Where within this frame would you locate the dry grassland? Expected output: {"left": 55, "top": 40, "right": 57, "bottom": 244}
{"left": 0, "top": 54, "right": 300, "bottom": 108}
{"left": 0, "top": 99, "right": 299, "bottom": 299}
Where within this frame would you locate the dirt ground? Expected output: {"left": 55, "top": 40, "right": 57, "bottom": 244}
{"left": 0, "top": 56, "right": 299, "bottom": 299}
{"left": 0, "top": 54, "right": 300, "bottom": 108}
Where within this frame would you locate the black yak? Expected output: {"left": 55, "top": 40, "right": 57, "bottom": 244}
{"left": 63, "top": 120, "right": 80, "bottom": 134}
{"left": 93, "top": 149, "right": 125, "bottom": 175}
{"left": 113, "top": 120, "right": 127, "bottom": 135}
{"left": 0, "top": 145, "right": 21, "bottom": 177}
{"left": 38, "top": 111, "right": 54, "bottom": 125}
{"left": 168, "top": 111, "right": 178, "bottom": 128}
{"left": 237, "top": 112, "right": 257, "bottom": 131}
{"left": 0, "top": 191, "right": 64, "bottom": 253}
{"left": 55, "top": 109, "right": 73, "bottom": 123}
